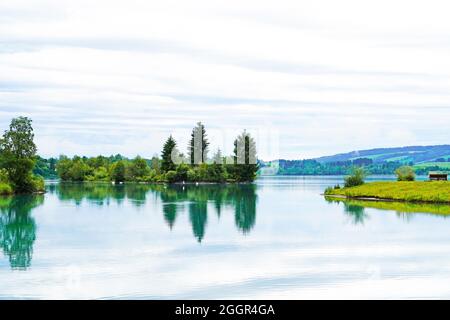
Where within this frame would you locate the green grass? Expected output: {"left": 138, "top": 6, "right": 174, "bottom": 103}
{"left": 324, "top": 181, "right": 450, "bottom": 203}
{"left": 0, "top": 182, "right": 13, "bottom": 195}
{"left": 385, "top": 156, "right": 412, "bottom": 162}
{"left": 413, "top": 162, "right": 450, "bottom": 169}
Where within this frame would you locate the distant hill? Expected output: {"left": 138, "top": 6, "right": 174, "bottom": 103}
{"left": 314, "top": 145, "right": 450, "bottom": 164}
{"left": 259, "top": 144, "right": 450, "bottom": 175}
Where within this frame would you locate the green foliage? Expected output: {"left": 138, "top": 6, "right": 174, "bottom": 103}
{"left": 187, "top": 168, "right": 197, "bottom": 182}
{"left": 395, "top": 166, "right": 416, "bottom": 181}
{"left": 31, "top": 175, "right": 45, "bottom": 192}
{"left": 344, "top": 167, "right": 366, "bottom": 188}
{"left": 206, "top": 163, "right": 226, "bottom": 182}
{"left": 150, "top": 156, "right": 161, "bottom": 173}
{"left": 324, "top": 184, "right": 342, "bottom": 194}
{"left": 55, "top": 156, "right": 72, "bottom": 181}
{"left": 324, "top": 186, "right": 334, "bottom": 194}
{"left": 33, "top": 156, "right": 57, "bottom": 179}
{"left": 89, "top": 166, "right": 109, "bottom": 181}
{"left": 127, "top": 156, "right": 150, "bottom": 181}
{"left": 0, "top": 117, "right": 42, "bottom": 193}
{"left": 68, "top": 159, "right": 91, "bottom": 181}
{"left": 161, "top": 135, "right": 177, "bottom": 172}
{"left": 229, "top": 131, "right": 258, "bottom": 182}
{"left": 0, "top": 117, "right": 37, "bottom": 158}
{"left": 174, "top": 163, "right": 190, "bottom": 181}
{"left": 110, "top": 160, "right": 126, "bottom": 183}
{"left": 262, "top": 159, "right": 404, "bottom": 175}
{"left": 413, "top": 162, "right": 450, "bottom": 175}
{"left": 0, "top": 168, "right": 9, "bottom": 183}
{"left": 165, "top": 170, "right": 177, "bottom": 183}
{"left": 0, "top": 183, "right": 13, "bottom": 195}
{"left": 54, "top": 123, "right": 257, "bottom": 184}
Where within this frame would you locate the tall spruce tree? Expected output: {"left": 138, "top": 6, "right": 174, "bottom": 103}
{"left": 232, "top": 130, "right": 258, "bottom": 182}
{"left": 188, "top": 122, "right": 209, "bottom": 165}
{"left": 161, "top": 135, "right": 177, "bottom": 172}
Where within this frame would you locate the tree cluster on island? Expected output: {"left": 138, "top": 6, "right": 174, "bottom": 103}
{"left": 56, "top": 122, "right": 259, "bottom": 184}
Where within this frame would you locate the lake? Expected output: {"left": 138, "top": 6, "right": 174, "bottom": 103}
{"left": 1, "top": 175, "right": 450, "bottom": 299}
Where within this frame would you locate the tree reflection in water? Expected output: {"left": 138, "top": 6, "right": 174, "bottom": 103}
{"left": 0, "top": 195, "right": 43, "bottom": 269}
{"left": 156, "top": 184, "right": 258, "bottom": 241}
{"left": 56, "top": 183, "right": 258, "bottom": 242}
{"left": 343, "top": 203, "right": 369, "bottom": 225}
{"left": 325, "top": 195, "right": 450, "bottom": 224}
{"left": 324, "top": 197, "right": 369, "bottom": 225}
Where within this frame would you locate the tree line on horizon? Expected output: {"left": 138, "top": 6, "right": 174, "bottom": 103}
{"left": 35, "top": 147, "right": 448, "bottom": 181}
{"left": 261, "top": 158, "right": 447, "bottom": 176}
{"left": 54, "top": 122, "right": 259, "bottom": 183}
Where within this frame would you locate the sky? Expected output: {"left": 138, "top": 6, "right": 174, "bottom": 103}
{"left": 0, "top": 0, "right": 449, "bottom": 160}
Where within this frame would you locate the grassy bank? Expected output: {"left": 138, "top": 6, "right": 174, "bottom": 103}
{"left": 324, "top": 181, "right": 450, "bottom": 203}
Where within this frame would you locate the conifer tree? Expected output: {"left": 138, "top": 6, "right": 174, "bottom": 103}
{"left": 161, "top": 135, "right": 177, "bottom": 172}
{"left": 188, "top": 122, "right": 209, "bottom": 165}
{"left": 232, "top": 130, "right": 258, "bottom": 182}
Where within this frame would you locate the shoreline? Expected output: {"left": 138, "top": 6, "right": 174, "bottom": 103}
{"left": 324, "top": 194, "right": 450, "bottom": 205}
{"left": 324, "top": 181, "right": 450, "bottom": 204}
{"left": 55, "top": 180, "right": 254, "bottom": 185}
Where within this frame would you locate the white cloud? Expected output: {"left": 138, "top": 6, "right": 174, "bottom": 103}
{"left": 1, "top": 0, "right": 449, "bottom": 159}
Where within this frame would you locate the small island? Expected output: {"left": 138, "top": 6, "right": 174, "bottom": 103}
{"left": 325, "top": 181, "right": 450, "bottom": 203}
{"left": 325, "top": 167, "right": 450, "bottom": 204}
{"left": 56, "top": 122, "right": 258, "bottom": 184}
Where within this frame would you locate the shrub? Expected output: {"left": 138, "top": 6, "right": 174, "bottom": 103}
{"left": 93, "top": 166, "right": 109, "bottom": 181}
{"left": 395, "top": 166, "right": 415, "bottom": 181}
{"left": 187, "top": 169, "right": 198, "bottom": 182}
{"left": 324, "top": 186, "right": 334, "bottom": 194}
{"left": 206, "top": 163, "right": 225, "bottom": 182}
{"left": 0, "top": 182, "right": 13, "bottom": 195}
{"left": 344, "top": 167, "right": 366, "bottom": 188}
{"left": 0, "top": 168, "right": 9, "bottom": 183}
{"left": 31, "top": 175, "right": 45, "bottom": 192}
{"left": 197, "top": 163, "right": 208, "bottom": 181}
{"left": 165, "top": 170, "right": 177, "bottom": 183}
{"left": 152, "top": 174, "right": 166, "bottom": 183}
{"left": 175, "top": 164, "right": 190, "bottom": 181}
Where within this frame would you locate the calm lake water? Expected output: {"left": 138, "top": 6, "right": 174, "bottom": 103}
{"left": 1, "top": 175, "right": 450, "bottom": 299}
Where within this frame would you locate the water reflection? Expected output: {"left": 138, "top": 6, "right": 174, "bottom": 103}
{"left": 0, "top": 195, "right": 43, "bottom": 269}
{"left": 343, "top": 202, "right": 369, "bottom": 225}
{"left": 55, "top": 183, "right": 258, "bottom": 242}
{"left": 325, "top": 196, "right": 450, "bottom": 222}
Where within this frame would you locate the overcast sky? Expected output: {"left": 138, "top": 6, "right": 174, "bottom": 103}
{"left": 1, "top": 0, "right": 449, "bottom": 160}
